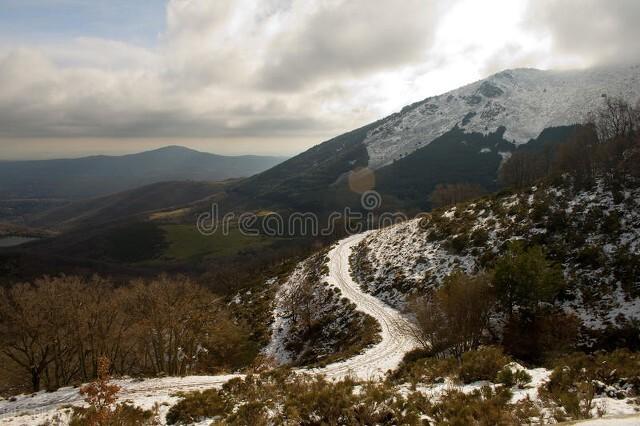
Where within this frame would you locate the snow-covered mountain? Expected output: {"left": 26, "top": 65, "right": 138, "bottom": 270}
{"left": 365, "top": 64, "right": 640, "bottom": 168}
{"left": 233, "top": 64, "right": 640, "bottom": 213}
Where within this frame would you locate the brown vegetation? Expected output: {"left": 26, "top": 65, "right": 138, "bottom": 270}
{"left": 408, "top": 271, "right": 494, "bottom": 358}
{"left": 277, "top": 253, "right": 381, "bottom": 366}
{"left": 0, "top": 275, "right": 253, "bottom": 393}
{"left": 70, "top": 356, "right": 157, "bottom": 425}
{"left": 502, "top": 97, "right": 640, "bottom": 189}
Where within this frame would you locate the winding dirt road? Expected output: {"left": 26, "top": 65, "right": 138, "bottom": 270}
{"left": 311, "top": 232, "right": 418, "bottom": 380}
{"left": 0, "top": 232, "right": 417, "bottom": 424}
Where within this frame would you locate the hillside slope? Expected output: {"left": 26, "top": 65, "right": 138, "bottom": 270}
{"left": 0, "top": 232, "right": 418, "bottom": 424}
{"left": 232, "top": 65, "right": 640, "bottom": 212}
{"left": 28, "top": 180, "right": 227, "bottom": 230}
{"left": 351, "top": 177, "right": 640, "bottom": 337}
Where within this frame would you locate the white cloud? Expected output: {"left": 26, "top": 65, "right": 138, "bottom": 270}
{"left": 526, "top": 0, "right": 640, "bottom": 67}
{"left": 0, "top": 0, "right": 447, "bottom": 144}
{"left": 258, "top": 0, "right": 438, "bottom": 90}
{"left": 0, "top": 0, "right": 639, "bottom": 157}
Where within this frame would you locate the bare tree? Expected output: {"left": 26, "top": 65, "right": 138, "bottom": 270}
{"left": 408, "top": 271, "right": 495, "bottom": 359}
{"left": 591, "top": 96, "right": 636, "bottom": 143}
{"left": 125, "top": 275, "right": 244, "bottom": 376}
{"left": 280, "top": 276, "right": 316, "bottom": 333}
{"left": 0, "top": 282, "right": 55, "bottom": 391}
{"left": 553, "top": 126, "right": 599, "bottom": 187}
{"left": 500, "top": 150, "right": 547, "bottom": 189}
{"left": 406, "top": 294, "right": 449, "bottom": 356}
{"left": 0, "top": 274, "right": 251, "bottom": 391}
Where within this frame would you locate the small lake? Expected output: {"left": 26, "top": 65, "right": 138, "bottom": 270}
{"left": 0, "top": 236, "right": 40, "bottom": 248}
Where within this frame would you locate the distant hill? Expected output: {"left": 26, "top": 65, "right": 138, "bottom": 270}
{"left": 0, "top": 180, "right": 231, "bottom": 269}
{"left": 27, "top": 180, "right": 228, "bottom": 231}
{"left": 0, "top": 146, "right": 286, "bottom": 200}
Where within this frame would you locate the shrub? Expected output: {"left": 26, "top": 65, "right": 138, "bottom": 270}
{"left": 166, "top": 371, "right": 429, "bottom": 425}
{"left": 458, "top": 346, "right": 510, "bottom": 384}
{"left": 390, "top": 350, "right": 458, "bottom": 385}
{"left": 502, "top": 310, "right": 580, "bottom": 363}
{"left": 71, "top": 357, "right": 157, "bottom": 425}
{"left": 602, "top": 211, "right": 621, "bottom": 234}
{"left": 540, "top": 350, "right": 640, "bottom": 420}
{"left": 408, "top": 271, "right": 495, "bottom": 358}
{"left": 493, "top": 241, "right": 565, "bottom": 316}
{"left": 540, "top": 358, "right": 596, "bottom": 420}
{"left": 70, "top": 404, "right": 157, "bottom": 426}
{"left": 576, "top": 245, "right": 607, "bottom": 269}
{"left": 613, "top": 248, "right": 640, "bottom": 298}
{"left": 581, "top": 321, "right": 640, "bottom": 352}
{"left": 470, "top": 228, "right": 489, "bottom": 247}
{"left": 427, "top": 386, "right": 515, "bottom": 425}
{"left": 165, "top": 389, "right": 229, "bottom": 425}
{"left": 496, "top": 366, "right": 532, "bottom": 388}
{"left": 225, "top": 402, "right": 269, "bottom": 426}
{"left": 448, "top": 234, "right": 468, "bottom": 254}
{"left": 547, "top": 209, "right": 569, "bottom": 233}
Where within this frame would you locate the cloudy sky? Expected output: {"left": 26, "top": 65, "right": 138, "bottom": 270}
{"left": 1, "top": 0, "right": 639, "bottom": 159}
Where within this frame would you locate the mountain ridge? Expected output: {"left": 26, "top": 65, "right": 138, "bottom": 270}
{"left": 0, "top": 145, "right": 287, "bottom": 201}
{"left": 228, "top": 64, "right": 640, "bottom": 213}
{"left": 0, "top": 145, "right": 286, "bottom": 163}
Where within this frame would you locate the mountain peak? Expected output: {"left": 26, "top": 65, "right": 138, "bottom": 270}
{"left": 364, "top": 65, "right": 640, "bottom": 168}
{"left": 144, "top": 145, "right": 203, "bottom": 155}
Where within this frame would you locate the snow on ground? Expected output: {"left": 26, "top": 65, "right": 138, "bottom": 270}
{"left": 395, "top": 362, "right": 639, "bottom": 424}
{"left": 0, "top": 375, "right": 240, "bottom": 425}
{"left": 2, "top": 227, "right": 638, "bottom": 424}
{"left": 0, "top": 232, "right": 419, "bottom": 424}
{"left": 354, "top": 218, "right": 475, "bottom": 308}
{"left": 395, "top": 362, "right": 551, "bottom": 406}
{"left": 262, "top": 262, "right": 303, "bottom": 364}
{"left": 575, "top": 415, "right": 640, "bottom": 425}
{"left": 352, "top": 179, "right": 640, "bottom": 327}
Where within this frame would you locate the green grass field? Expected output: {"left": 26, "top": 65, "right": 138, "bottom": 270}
{"left": 161, "top": 224, "right": 273, "bottom": 261}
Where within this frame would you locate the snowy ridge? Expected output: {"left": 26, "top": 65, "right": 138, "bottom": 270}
{"left": 365, "top": 64, "right": 640, "bottom": 168}
{"left": 351, "top": 179, "right": 640, "bottom": 329}
{"left": 352, "top": 219, "right": 475, "bottom": 308}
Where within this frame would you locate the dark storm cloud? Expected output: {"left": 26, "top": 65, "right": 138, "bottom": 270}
{"left": 0, "top": 0, "right": 444, "bottom": 143}
{"left": 527, "top": 0, "right": 640, "bottom": 66}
